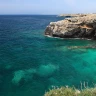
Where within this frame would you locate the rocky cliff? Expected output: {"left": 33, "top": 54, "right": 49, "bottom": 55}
{"left": 45, "top": 14, "right": 96, "bottom": 39}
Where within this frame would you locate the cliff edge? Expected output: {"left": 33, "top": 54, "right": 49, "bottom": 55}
{"left": 45, "top": 14, "right": 96, "bottom": 39}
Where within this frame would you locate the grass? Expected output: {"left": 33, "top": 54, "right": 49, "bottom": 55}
{"left": 44, "top": 86, "right": 96, "bottom": 96}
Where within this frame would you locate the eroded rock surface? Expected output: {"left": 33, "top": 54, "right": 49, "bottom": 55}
{"left": 45, "top": 14, "right": 96, "bottom": 39}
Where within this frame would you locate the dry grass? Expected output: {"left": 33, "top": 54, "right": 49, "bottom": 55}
{"left": 44, "top": 87, "right": 96, "bottom": 96}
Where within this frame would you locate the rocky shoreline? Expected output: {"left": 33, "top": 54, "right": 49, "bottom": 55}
{"left": 58, "top": 13, "right": 87, "bottom": 17}
{"left": 45, "top": 14, "right": 96, "bottom": 40}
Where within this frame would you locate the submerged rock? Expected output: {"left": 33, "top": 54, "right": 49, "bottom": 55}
{"left": 37, "top": 64, "right": 58, "bottom": 77}
{"left": 12, "top": 70, "right": 25, "bottom": 85}
{"left": 45, "top": 14, "right": 96, "bottom": 40}
{"left": 67, "top": 45, "right": 96, "bottom": 49}
{"left": 12, "top": 68, "right": 36, "bottom": 85}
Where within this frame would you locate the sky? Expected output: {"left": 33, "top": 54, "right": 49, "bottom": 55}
{"left": 0, "top": 0, "right": 96, "bottom": 15}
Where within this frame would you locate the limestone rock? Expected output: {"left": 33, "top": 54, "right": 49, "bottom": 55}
{"left": 45, "top": 14, "right": 96, "bottom": 39}
{"left": 58, "top": 14, "right": 87, "bottom": 17}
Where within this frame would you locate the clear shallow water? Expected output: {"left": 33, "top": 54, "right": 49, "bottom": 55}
{"left": 0, "top": 15, "right": 96, "bottom": 96}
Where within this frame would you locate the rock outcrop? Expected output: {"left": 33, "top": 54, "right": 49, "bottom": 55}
{"left": 58, "top": 14, "right": 87, "bottom": 17}
{"left": 45, "top": 14, "right": 96, "bottom": 39}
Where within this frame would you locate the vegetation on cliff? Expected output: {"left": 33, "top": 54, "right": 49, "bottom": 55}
{"left": 44, "top": 86, "right": 96, "bottom": 96}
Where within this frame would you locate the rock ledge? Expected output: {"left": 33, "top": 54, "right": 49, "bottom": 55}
{"left": 45, "top": 14, "right": 96, "bottom": 39}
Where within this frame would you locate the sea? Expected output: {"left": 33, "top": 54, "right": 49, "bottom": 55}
{"left": 0, "top": 15, "right": 96, "bottom": 96}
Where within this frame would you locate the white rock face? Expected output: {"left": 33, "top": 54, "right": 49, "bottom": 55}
{"left": 45, "top": 14, "right": 96, "bottom": 39}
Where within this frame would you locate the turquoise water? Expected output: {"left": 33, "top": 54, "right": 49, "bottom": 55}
{"left": 0, "top": 15, "right": 96, "bottom": 96}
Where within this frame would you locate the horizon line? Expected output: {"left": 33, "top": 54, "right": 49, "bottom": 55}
{"left": 0, "top": 14, "right": 58, "bottom": 15}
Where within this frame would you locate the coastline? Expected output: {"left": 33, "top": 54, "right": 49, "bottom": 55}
{"left": 45, "top": 35, "right": 92, "bottom": 41}
{"left": 45, "top": 13, "right": 96, "bottom": 40}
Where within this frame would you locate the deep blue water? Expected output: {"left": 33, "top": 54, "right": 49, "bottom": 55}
{"left": 0, "top": 15, "right": 96, "bottom": 96}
